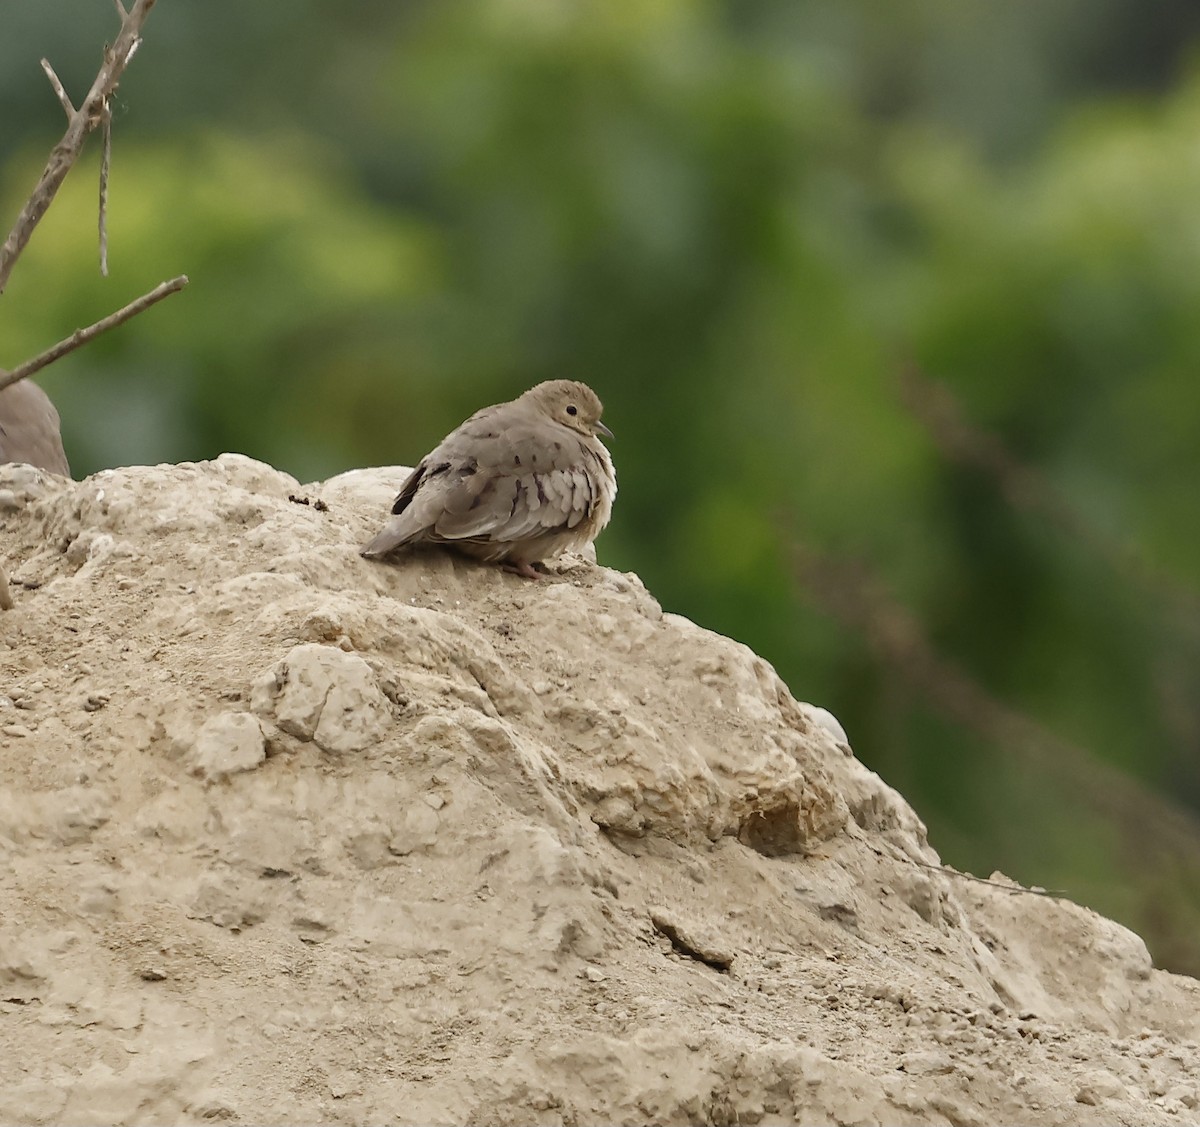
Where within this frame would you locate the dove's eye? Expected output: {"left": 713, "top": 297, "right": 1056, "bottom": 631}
{"left": 566, "top": 405, "right": 578, "bottom": 416}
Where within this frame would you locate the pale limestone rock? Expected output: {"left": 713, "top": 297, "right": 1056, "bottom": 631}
{"left": 187, "top": 712, "right": 267, "bottom": 780}
{"left": 252, "top": 642, "right": 391, "bottom": 754}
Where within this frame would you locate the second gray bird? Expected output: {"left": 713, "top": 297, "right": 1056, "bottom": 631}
{"left": 361, "top": 379, "right": 616, "bottom": 578}
{"left": 0, "top": 379, "right": 71, "bottom": 477}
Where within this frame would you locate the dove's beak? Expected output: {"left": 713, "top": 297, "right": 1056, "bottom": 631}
{"left": 595, "top": 421, "right": 614, "bottom": 439}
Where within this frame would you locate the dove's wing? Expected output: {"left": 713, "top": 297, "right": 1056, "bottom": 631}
{"left": 0, "top": 381, "right": 71, "bottom": 477}
{"left": 417, "top": 415, "right": 602, "bottom": 544}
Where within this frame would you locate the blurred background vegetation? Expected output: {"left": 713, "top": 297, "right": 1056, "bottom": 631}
{"left": 3, "top": 0, "right": 1200, "bottom": 973}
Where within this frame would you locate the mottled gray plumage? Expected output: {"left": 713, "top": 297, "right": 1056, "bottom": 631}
{"left": 0, "top": 379, "right": 71, "bottom": 477}
{"left": 361, "top": 380, "right": 616, "bottom": 578}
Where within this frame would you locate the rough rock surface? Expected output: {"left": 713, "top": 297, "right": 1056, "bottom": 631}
{"left": 1, "top": 453, "right": 1197, "bottom": 1126}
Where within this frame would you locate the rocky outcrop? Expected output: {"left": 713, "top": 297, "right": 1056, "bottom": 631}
{"left": 1, "top": 454, "right": 1197, "bottom": 1125}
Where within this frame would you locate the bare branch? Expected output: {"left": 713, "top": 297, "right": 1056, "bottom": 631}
{"left": 897, "top": 362, "right": 1200, "bottom": 637}
{"left": 0, "top": 274, "right": 188, "bottom": 393}
{"left": 40, "top": 58, "right": 76, "bottom": 118}
{"left": 788, "top": 538, "right": 1200, "bottom": 866}
{"left": 0, "top": 0, "right": 159, "bottom": 295}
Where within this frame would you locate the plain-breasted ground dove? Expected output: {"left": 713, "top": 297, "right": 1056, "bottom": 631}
{"left": 0, "top": 378, "right": 70, "bottom": 609}
{"left": 0, "top": 379, "right": 71, "bottom": 477}
{"left": 361, "top": 379, "right": 616, "bottom": 578}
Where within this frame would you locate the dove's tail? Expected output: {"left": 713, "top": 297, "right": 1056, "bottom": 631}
{"left": 360, "top": 519, "right": 413, "bottom": 559}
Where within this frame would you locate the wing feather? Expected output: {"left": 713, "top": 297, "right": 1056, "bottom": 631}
{"left": 431, "top": 467, "right": 590, "bottom": 544}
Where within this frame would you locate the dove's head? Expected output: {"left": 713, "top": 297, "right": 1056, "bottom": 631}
{"left": 525, "top": 379, "right": 613, "bottom": 440}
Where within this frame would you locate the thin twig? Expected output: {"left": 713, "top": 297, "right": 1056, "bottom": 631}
{"left": 0, "top": 275, "right": 188, "bottom": 393}
{"left": 889, "top": 850, "right": 1068, "bottom": 900}
{"left": 40, "top": 59, "right": 76, "bottom": 118}
{"left": 0, "top": 0, "right": 159, "bottom": 294}
{"left": 99, "top": 100, "right": 112, "bottom": 276}
{"left": 852, "top": 824, "right": 1073, "bottom": 901}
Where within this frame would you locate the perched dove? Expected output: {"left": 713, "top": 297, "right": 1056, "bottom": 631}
{"left": 361, "top": 379, "right": 616, "bottom": 578}
{"left": 0, "top": 379, "right": 71, "bottom": 477}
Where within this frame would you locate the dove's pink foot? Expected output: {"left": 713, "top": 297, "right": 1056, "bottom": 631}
{"left": 502, "top": 559, "right": 546, "bottom": 580}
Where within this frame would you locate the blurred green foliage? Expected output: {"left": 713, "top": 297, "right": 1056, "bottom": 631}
{"left": 4, "top": 0, "right": 1200, "bottom": 972}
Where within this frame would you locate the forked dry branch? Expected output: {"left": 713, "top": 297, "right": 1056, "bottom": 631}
{"left": 0, "top": 0, "right": 160, "bottom": 292}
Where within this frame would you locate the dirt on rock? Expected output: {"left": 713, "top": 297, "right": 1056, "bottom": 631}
{"left": 1, "top": 453, "right": 1198, "bottom": 1126}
